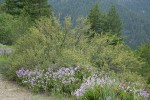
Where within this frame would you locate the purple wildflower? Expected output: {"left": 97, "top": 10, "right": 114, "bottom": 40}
{"left": 140, "top": 91, "right": 149, "bottom": 98}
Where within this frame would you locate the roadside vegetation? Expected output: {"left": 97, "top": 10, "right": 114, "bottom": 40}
{"left": 0, "top": 0, "right": 149, "bottom": 99}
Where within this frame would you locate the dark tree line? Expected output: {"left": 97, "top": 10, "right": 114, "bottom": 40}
{"left": 5, "top": 0, "right": 52, "bottom": 19}
{"left": 0, "top": 0, "right": 52, "bottom": 45}
{"left": 0, "top": 1, "right": 122, "bottom": 45}
{"left": 88, "top": 4, "right": 121, "bottom": 36}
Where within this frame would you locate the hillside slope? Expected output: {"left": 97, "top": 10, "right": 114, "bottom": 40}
{"left": 49, "top": 0, "right": 150, "bottom": 47}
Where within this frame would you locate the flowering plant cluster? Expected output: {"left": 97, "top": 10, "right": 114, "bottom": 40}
{"left": 16, "top": 66, "right": 149, "bottom": 99}
{"left": 16, "top": 66, "right": 92, "bottom": 94}
{"left": 74, "top": 73, "right": 149, "bottom": 99}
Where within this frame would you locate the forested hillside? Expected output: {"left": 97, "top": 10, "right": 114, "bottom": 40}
{"left": 49, "top": 0, "right": 150, "bottom": 48}
{"left": 0, "top": 0, "right": 150, "bottom": 99}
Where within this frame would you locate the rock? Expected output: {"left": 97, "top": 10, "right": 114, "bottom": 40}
{"left": 0, "top": 48, "right": 13, "bottom": 55}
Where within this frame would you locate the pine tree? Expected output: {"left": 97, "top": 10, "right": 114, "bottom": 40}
{"left": 5, "top": 0, "right": 52, "bottom": 19}
{"left": 5, "top": 0, "right": 20, "bottom": 15}
{"left": 27, "top": 0, "right": 52, "bottom": 19}
{"left": 107, "top": 5, "right": 122, "bottom": 34}
{"left": 88, "top": 4, "right": 102, "bottom": 34}
{"left": 88, "top": 4, "right": 109, "bottom": 36}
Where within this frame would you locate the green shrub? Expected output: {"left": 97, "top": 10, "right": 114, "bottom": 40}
{"left": 148, "top": 77, "right": 150, "bottom": 84}
{"left": 0, "top": 13, "right": 31, "bottom": 45}
{"left": 78, "top": 80, "right": 146, "bottom": 100}
{"left": 136, "top": 43, "right": 150, "bottom": 84}
{"left": 6, "top": 17, "right": 92, "bottom": 80}
{"left": 6, "top": 16, "right": 144, "bottom": 83}
{"left": 117, "top": 71, "right": 145, "bottom": 82}
{"left": 80, "top": 84, "right": 116, "bottom": 100}
{"left": 88, "top": 34, "right": 143, "bottom": 74}
{"left": 0, "top": 55, "right": 9, "bottom": 74}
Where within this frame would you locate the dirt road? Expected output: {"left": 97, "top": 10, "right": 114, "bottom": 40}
{"left": 0, "top": 74, "right": 51, "bottom": 100}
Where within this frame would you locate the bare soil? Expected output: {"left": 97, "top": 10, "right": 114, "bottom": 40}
{"left": 0, "top": 74, "right": 51, "bottom": 100}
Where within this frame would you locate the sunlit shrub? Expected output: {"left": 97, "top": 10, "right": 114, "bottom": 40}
{"left": 0, "top": 13, "right": 31, "bottom": 45}
{"left": 6, "top": 16, "right": 143, "bottom": 83}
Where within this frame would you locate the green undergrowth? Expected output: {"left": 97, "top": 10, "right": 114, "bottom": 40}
{"left": 0, "top": 43, "right": 14, "bottom": 48}
{"left": 0, "top": 17, "right": 149, "bottom": 99}
{"left": 26, "top": 92, "right": 73, "bottom": 100}
{"left": 0, "top": 56, "right": 73, "bottom": 100}
{"left": 0, "top": 55, "right": 9, "bottom": 74}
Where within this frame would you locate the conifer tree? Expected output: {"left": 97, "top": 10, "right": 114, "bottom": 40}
{"left": 88, "top": 4, "right": 102, "bottom": 34}
{"left": 28, "top": 0, "right": 52, "bottom": 18}
{"left": 88, "top": 4, "right": 109, "bottom": 36}
{"left": 5, "top": 0, "right": 52, "bottom": 19}
{"left": 5, "top": 0, "right": 20, "bottom": 15}
{"left": 107, "top": 5, "right": 122, "bottom": 34}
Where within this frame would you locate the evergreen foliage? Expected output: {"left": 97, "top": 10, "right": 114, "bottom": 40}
{"left": 49, "top": 0, "right": 150, "bottom": 47}
{"left": 0, "top": 13, "right": 31, "bottom": 45}
{"left": 0, "top": 0, "right": 149, "bottom": 98}
{"left": 88, "top": 4, "right": 102, "bottom": 34}
{"left": 0, "top": 0, "right": 52, "bottom": 45}
{"left": 87, "top": 4, "right": 121, "bottom": 36}
{"left": 107, "top": 5, "right": 122, "bottom": 34}
{"left": 137, "top": 43, "right": 150, "bottom": 84}
{"left": 5, "top": 0, "right": 52, "bottom": 19}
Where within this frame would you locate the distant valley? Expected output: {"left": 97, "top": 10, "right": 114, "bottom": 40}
{"left": 49, "top": 0, "right": 150, "bottom": 47}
